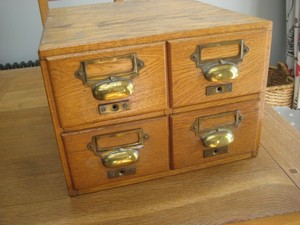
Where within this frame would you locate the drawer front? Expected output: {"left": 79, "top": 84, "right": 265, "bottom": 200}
{"left": 46, "top": 42, "right": 167, "bottom": 129}
{"left": 168, "top": 30, "right": 270, "bottom": 108}
{"left": 171, "top": 100, "right": 260, "bottom": 169}
{"left": 62, "top": 116, "right": 169, "bottom": 191}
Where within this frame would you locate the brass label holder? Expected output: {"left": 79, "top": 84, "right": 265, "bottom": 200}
{"left": 75, "top": 53, "right": 144, "bottom": 101}
{"left": 191, "top": 110, "right": 243, "bottom": 152}
{"left": 87, "top": 128, "right": 149, "bottom": 169}
{"left": 190, "top": 40, "right": 249, "bottom": 82}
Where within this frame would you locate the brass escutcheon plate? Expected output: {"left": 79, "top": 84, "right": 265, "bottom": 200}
{"left": 98, "top": 100, "right": 130, "bottom": 115}
{"left": 107, "top": 167, "right": 136, "bottom": 179}
{"left": 206, "top": 83, "right": 232, "bottom": 96}
{"left": 203, "top": 146, "right": 228, "bottom": 158}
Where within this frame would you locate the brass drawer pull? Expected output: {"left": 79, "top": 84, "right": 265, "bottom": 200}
{"left": 206, "top": 62, "right": 238, "bottom": 81}
{"left": 201, "top": 128, "right": 234, "bottom": 148}
{"left": 87, "top": 128, "right": 149, "bottom": 168}
{"left": 75, "top": 53, "right": 144, "bottom": 100}
{"left": 92, "top": 77, "right": 134, "bottom": 101}
{"left": 191, "top": 110, "right": 243, "bottom": 149}
{"left": 101, "top": 148, "right": 139, "bottom": 168}
{"left": 190, "top": 40, "right": 249, "bottom": 82}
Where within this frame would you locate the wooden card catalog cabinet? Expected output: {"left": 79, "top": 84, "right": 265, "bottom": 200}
{"left": 39, "top": 0, "right": 272, "bottom": 196}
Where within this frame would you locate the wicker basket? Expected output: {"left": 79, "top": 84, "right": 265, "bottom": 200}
{"left": 265, "top": 62, "right": 294, "bottom": 107}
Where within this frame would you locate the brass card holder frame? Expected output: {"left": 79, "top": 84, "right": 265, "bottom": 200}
{"left": 75, "top": 53, "right": 144, "bottom": 100}
{"left": 190, "top": 40, "right": 249, "bottom": 82}
{"left": 191, "top": 110, "right": 244, "bottom": 152}
{"left": 87, "top": 128, "right": 149, "bottom": 168}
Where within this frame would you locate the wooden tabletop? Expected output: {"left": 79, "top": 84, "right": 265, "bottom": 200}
{"left": 0, "top": 67, "right": 300, "bottom": 225}
{"left": 39, "top": 0, "right": 271, "bottom": 57}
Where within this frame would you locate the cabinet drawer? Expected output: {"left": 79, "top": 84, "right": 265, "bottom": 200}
{"left": 171, "top": 100, "right": 260, "bottom": 169}
{"left": 62, "top": 116, "right": 169, "bottom": 192}
{"left": 168, "top": 30, "right": 269, "bottom": 108}
{"left": 46, "top": 42, "right": 167, "bottom": 129}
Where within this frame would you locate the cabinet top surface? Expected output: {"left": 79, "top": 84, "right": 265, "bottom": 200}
{"left": 39, "top": 0, "right": 272, "bottom": 57}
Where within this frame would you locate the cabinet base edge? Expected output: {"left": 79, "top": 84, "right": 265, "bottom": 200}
{"left": 72, "top": 151, "right": 254, "bottom": 196}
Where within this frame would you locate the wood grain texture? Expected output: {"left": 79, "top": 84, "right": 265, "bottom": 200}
{"left": 171, "top": 100, "right": 260, "bottom": 169}
{"left": 62, "top": 110, "right": 166, "bottom": 132}
{"left": 40, "top": 60, "right": 77, "bottom": 196}
{"left": 39, "top": 0, "right": 272, "bottom": 57}
{"left": 168, "top": 30, "right": 271, "bottom": 108}
{"left": 38, "top": 0, "right": 49, "bottom": 27}
{"left": 38, "top": 0, "right": 272, "bottom": 197}
{"left": 0, "top": 67, "right": 48, "bottom": 111}
{"left": 1, "top": 142, "right": 300, "bottom": 225}
{"left": 172, "top": 93, "right": 260, "bottom": 114}
{"left": 38, "top": 0, "right": 124, "bottom": 27}
{"left": 62, "top": 116, "right": 169, "bottom": 193}
{"left": 261, "top": 104, "right": 300, "bottom": 189}
{"left": 252, "top": 28, "right": 273, "bottom": 157}
{"left": 229, "top": 212, "right": 300, "bottom": 225}
{"left": 1, "top": 68, "right": 300, "bottom": 224}
{"left": 46, "top": 42, "right": 168, "bottom": 129}
{"left": 0, "top": 106, "right": 68, "bottom": 207}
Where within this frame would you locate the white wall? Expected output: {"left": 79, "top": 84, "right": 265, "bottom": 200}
{"left": 0, "top": 0, "right": 285, "bottom": 65}
{"left": 0, "top": 0, "right": 43, "bottom": 65}
{"left": 198, "top": 0, "right": 286, "bottom": 66}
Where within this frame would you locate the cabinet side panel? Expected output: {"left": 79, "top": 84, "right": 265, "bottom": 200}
{"left": 40, "top": 60, "right": 77, "bottom": 196}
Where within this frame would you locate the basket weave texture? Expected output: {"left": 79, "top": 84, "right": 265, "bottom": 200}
{"left": 265, "top": 62, "right": 294, "bottom": 107}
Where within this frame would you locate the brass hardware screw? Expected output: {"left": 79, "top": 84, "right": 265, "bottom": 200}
{"left": 244, "top": 46, "right": 249, "bottom": 54}
{"left": 138, "top": 61, "right": 144, "bottom": 68}
{"left": 123, "top": 103, "right": 129, "bottom": 109}
{"left": 77, "top": 71, "right": 83, "bottom": 77}
{"left": 100, "top": 107, "right": 106, "bottom": 112}
{"left": 111, "top": 104, "right": 119, "bottom": 112}
{"left": 87, "top": 143, "right": 93, "bottom": 150}
{"left": 191, "top": 54, "right": 196, "bottom": 61}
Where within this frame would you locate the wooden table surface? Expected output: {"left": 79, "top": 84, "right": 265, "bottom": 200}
{"left": 1, "top": 67, "right": 300, "bottom": 225}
